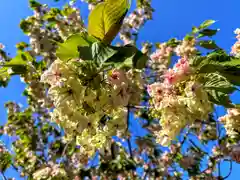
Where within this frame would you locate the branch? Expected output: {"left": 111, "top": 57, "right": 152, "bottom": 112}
{"left": 222, "top": 160, "right": 233, "bottom": 179}
{"left": 126, "top": 105, "right": 133, "bottom": 159}
{"left": 188, "top": 138, "right": 208, "bottom": 155}
{"left": 127, "top": 138, "right": 133, "bottom": 159}
{"left": 1, "top": 172, "right": 7, "bottom": 180}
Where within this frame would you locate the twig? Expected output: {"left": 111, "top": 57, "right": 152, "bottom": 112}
{"left": 187, "top": 138, "right": 208, "bottom": 155}
{"left": 222, "top": 160, "right": 233, "bottom": 179}
{"left": 127, "top": 105, "right": 153, "bottom": 109}
{"left": 126, "top": 105, "right": 133, "bottom": 159}
{"left": 61, "top": 141, "right": 71, "bottom": 162}
{"left": 1, "top": 172, "right": 7, "bottom": 180}
{"left": 127, "top": 138, "right": 133, "bottom": 159}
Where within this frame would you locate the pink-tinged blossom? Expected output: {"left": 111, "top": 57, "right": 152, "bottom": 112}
{"left": 125, "top": 9, "right": 145, "bottom": 30}
{"left": 164, "top": 57, "right": 191, "bottom": 85}
{"left": 108, "top": 69, "right": 128, "bottom": 87}
{"left": 231, "top": 41, "right": 240, "bottom": 55}
{"left": 150, "top": 43, "right": 173, "bottom": 68}
{"left": 164, "top": 69, "right": 178, "bottom": 84}
{"left": 231, "top": 28, "right": 240, "bottom": 56}
{"left": 147, "top": 82, "right": 173, "bottom": 108}
{"left": 0, "top": 43, "right": 5, "bottom": 49}
{"left": 41, "top": 60, "right": 68, "bottom": 87}
{"left": 175, "top": 38, "right": 196, "bottom": 57}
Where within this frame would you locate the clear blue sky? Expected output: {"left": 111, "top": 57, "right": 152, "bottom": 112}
{"left": 0, "top": 0, "right": 240, "bottom": 179}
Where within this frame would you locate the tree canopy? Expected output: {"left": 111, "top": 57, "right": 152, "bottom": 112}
{"left": 1, "top": 0, "right": 240, "bottom": 179}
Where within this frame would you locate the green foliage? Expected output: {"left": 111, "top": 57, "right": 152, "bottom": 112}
{"left": 199, "top": 20, "right": 216, "bottom": 29}
{"left": 19, "top": 19, "right": 33, "bottom": 34}
{"left": 203, "top": 73, "right": 236, "bottom": 94}
{"left": 88, "top": 0, "right": 129, "bottom": 44}
{"left": 197, "top": 29, "right": 219, "bottom": 38}
{"left": 56, "top": 33, "right": 97, "bottom": 61}
{"left": 91, "top": 42, "right": 118, "bottom": 66}
{"left": 2, "top": 1, "right": 240, "bottom": 179}
{"left": 106, "top": 45, "right": 148, "bottom": 69}
{"left": 190, "top": 49, "right": 240, "bottom": 107}
{"left": 29, "top": 0, "right": 42, "bottom": 9}
{"left": 0, "top": 150, "right": 12, "bottom": 172}
{"left": 198, "top": 40, "right": 219, "bottom": 49}
{"left": 0, "top": 51, "right": 30, "bottom": 82}
{"left": 203, "top": 73, "right": 236, "bottom": 107}
{"left": 16, "top": 42, "right": 29, "bottom": 51}
{"left": 57, "top": 33, "right": 148, "bottom": 70}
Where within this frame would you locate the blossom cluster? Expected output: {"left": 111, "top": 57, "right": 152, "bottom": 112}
{"left": 148, "top": 55, "right": 213, "bottom": 145}
{"left": 219, "top": 108, "right": 240, "bottom": 139}
{"left": 41, "top": 59, "right": 143, "bottom": 156}
{"left": 120, "top": 5, "right": 153, "bottom": 45}
{"left": 231, "top": 28, "right": 240, "bottom": 57}
{"left": 33, "top": 164, "right": 67, "bottom": 180}
{"left": 149, "top": 43, "right": 173, "bottom": 72}
{"left": 175, "top": 37, "right": 197, "bottom": 57}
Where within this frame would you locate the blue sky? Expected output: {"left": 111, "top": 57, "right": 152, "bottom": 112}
{"left": 0, "top": 0, "right": 240, "bottom": 179}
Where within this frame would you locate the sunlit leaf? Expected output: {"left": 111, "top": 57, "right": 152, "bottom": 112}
{"left": 56, "top": 33, "right": 96, "bottom": 61}
{"left": 199, "top": 19, "right": 216, "bottom": 29}
{"left": 204, "top": 73, "right": 236, "bottom": 94}
{"left": 88, "top": 0, "right": 129, "bottom": 44}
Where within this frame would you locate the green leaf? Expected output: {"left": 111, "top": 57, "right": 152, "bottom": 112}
{"left": 29, "top": 0, "right": 42, "bottom": 9}
{"left": 88, "top": 0, "right": 129, "bottom": 44}
{"left": 207, "top": 90, "right": 233, "bottom": 108}
{"left": 43, "top": 8, "right": 61, "bottom": 21}
{"left": 19, "top": 19, "right": 32, "bottom": 34}
{"left": 199, "top": 20, "right": 216, "bottom": 29}
{"left": 192, "top": 26, "right": 199, "bottom": 34}
{"left": 198, "top": 40, "right": 219, "bottom": 49}
{"left": 88, "top": 3, "right": 105, "bottom": 41}
{"left": 56, "top": 33, "right": 96, "bottom": 61}
{"left": 91, "top": 42, "right": 117, "bottom": 66}
{"left": 221, "top": 57, "right": 240, "bottom": 67}
{"left": 133, "top": 49, "right": 148, "bottom": 69}
{"left": 204, "top": 73, "right": 236, "bottom": 107}
{"left": 0, "top": 51, "right": 29, "bottom": 81}
{"left": 221, "top": 73, "right": 240, "bottom": 86}
{"left": 0, "top": 49, "right": 8, "bottom": 61}
{"left": 204, "top": 73, "right": 236, "bottom": 94}
{"left": 16, "top": 42, "right": 29, "bottom": 51}
{"left": 106, "top": 45, "right": 148, "bottom": 69}
{"left": 165, "top": 38, "right": 180, "bottom": 48}
{"left": 137, "top": 0, "right": 144, "bottom": 7}
{"left": 198, "top": 29, "right": 219, "bottom": 38}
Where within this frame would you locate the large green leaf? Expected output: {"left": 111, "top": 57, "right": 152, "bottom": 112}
{"left": 204, "top": 73, "right": 237, "bottom": 107}
{"left": 203, "top": 73, "right": 237, "bottom": 94}
{"left": 0, "top": 51, "right": 30, "bottom": 78}
{"left": 106, "top": 45, "right": 148, "bottom": 69}
{"left": 222, "top": 73, "right": 240, "bottom": 86}
{"left": 191, "top": 50, "right": 240, "bottom": 74}
{"left": 221, "top": 57, "right": 240, "bottom": 67}
{"left": 88, "top": 0, "right": 129, "bottom": 44}
{"left": 207, "top": 90, "right": 234, "bottom": 108}
{"left": 91, "top": 42, "right": 118, "bottom": 66}
{"left": 56, "top": 33, "right": 97, "bottom": 61}
{"left": 88, "top": 3, "right": 105, "bottom": 41}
